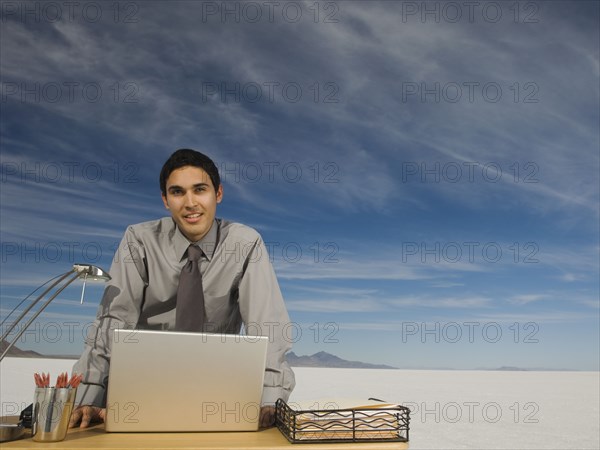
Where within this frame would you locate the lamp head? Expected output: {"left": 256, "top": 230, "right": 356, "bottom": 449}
{"left": 72, "top": 264, "right": 111, "bottom": 281}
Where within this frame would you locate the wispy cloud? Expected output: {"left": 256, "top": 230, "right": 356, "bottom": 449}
{"left": 509, "top": 294, "right": 551, "bottom": 305}
{"left": 334, "top": 309, "right": 599, "bottom": 332}
{"left": 286, "top": 298, "right": 383, "bottom": 313}
{"left": 286, "top": 292, "right": 493, "bottom": 313}
{"left": 387, "top": 295, "right": 493, "bottom": 309}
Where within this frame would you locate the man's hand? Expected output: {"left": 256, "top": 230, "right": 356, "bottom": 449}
{"left": 259, "top": 405, "right": 276, "bottom": 428}
{"left": 69, "top": 405, "right": 106, "bottom": 428}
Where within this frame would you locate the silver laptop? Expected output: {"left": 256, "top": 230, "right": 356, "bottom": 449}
{"left": 105, "top": 329, "right": 268, "bottom": 432}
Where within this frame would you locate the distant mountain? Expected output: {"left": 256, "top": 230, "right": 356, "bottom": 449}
{"left": 0, "top": 341, "right": 43, "bottom": 358}
{"left": 286, "top": 351, "right": 397, "bottom": 369}
{"left": 0, "top": 342, "right": 78, "bottom": 359}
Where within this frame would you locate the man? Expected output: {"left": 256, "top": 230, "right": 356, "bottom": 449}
{"left": 69, "top": 149, "right": 295, "bottom": 428}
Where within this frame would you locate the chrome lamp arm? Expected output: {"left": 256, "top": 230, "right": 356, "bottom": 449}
{"left": 0, "top": 264, "right": 110, "bottom": 362}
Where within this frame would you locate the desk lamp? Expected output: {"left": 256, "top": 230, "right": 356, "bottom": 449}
{"left": 0, "top": 263, "right": 110, "bottom": 361}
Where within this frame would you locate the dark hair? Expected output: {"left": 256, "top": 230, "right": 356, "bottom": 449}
{"left": 160, "top": 149, "right": 221, "bottom": 195}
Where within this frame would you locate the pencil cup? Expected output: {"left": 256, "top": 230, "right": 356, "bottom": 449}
{"left": 32, "top": 387, "right": 77, "bottom": 442}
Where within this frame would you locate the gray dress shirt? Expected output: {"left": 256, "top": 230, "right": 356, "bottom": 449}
{"left": 73, "top": 217, "right": 295, "bottom": 407}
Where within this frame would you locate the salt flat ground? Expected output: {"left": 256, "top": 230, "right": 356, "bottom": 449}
{"left": 1, "top": 358, "right": 598, "bottom": 449}
{"left": 289, "top": 367, "right": 600, "bottom": 450}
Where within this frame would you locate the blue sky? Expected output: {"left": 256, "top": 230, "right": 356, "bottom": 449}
{"left": 0, "top": 1, "right": 598, "bottom": 370}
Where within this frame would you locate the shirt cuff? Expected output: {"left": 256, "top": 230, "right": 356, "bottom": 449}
{"left": 75, "top": 383, "right": 106, "bottom": 408}
{"left": 261, "top": 385, "right": 291, "bottom": 407}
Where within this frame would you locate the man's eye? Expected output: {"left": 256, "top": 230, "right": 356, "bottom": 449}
{"left": 171, "top": 190, "right": 183, "bottom": 195}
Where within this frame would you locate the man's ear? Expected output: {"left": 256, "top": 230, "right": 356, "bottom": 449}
{"left": 216, "top": 184, "right": 223, "bottom": 204}
{"left": 162, "top": 193, "right": 170, "bottom": 209}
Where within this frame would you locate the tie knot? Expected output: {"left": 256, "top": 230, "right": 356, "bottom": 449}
{"left": 187, "top": 245, "right": 203, "bottom": 262}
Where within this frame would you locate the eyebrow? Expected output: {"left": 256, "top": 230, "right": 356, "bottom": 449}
{"left": 167, "top": 182, "right": 210, "bottom": 192}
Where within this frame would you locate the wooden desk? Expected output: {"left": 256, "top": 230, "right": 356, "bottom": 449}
{"left": 2, "top": 423, "right": 409, "bottom": 449}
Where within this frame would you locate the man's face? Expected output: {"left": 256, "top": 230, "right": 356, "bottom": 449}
{"left": 161, "top": 165, "right": 223, "bottom": 242}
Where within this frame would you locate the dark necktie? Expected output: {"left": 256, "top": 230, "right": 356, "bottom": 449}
{"left": 175, "top": 245, "right": 205, "bottom": 331}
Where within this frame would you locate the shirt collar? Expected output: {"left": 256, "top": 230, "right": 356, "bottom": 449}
{"left": 173, "top": 218, "right": 220, "bottom": 262}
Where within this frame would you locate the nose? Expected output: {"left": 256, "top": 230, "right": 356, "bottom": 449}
{"left": 184, "top": 191, "right": 197, "bottom": 208}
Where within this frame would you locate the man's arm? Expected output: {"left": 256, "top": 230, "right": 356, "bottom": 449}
{"left": 237, "top": 236, "right": 296, "bottom": 407}
{"left": 71, "top": 228, "right": 147, "bottom": 410}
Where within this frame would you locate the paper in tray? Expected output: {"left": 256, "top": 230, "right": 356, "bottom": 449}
{"left": 275, "top": 398, "right": 410, "bottom": 444}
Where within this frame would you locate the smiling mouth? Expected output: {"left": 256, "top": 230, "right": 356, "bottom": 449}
{"left": 183, "top": 212, "right": 203, "bottom": 223}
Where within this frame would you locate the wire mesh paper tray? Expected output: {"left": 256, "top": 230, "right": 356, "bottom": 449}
{"left": 275, "top": 399, "right": 410, "bottom": 444}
